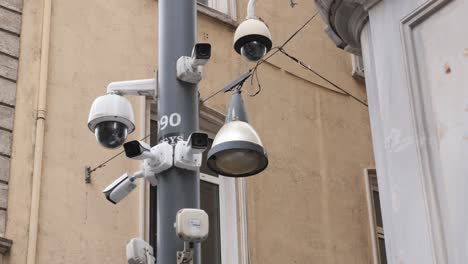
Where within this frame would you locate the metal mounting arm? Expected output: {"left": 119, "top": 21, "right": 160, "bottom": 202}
{"left": 107, "top": 78, "right": 157, "bottom": 97}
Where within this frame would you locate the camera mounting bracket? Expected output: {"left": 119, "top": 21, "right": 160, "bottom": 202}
{"left": 176, "top": 56, "right": 204, "bottom": 84}
{"left": 176, "top": 242, "right": 194, "bottom": 264}
{"left": 174, "top": 140, "right": 204, "bottom": 171}
{"left": 106, "top": 72, "right": 158, "bottom": 98}
{"left": 144, "top": 141, "right": 174, "bottom": 186}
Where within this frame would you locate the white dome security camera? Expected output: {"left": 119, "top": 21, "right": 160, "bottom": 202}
{"left": 234, "top": 19, "right": 272, "bottom": 62}
{"left": 88, "top": 94, "right": 135, "bottom": 149}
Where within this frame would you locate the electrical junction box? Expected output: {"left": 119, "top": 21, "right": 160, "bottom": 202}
{"left": 126, "top": 238, "right": 155, "bottom": 264}
{"left": 175, "top": 209, "right": 209, "bottom": 242}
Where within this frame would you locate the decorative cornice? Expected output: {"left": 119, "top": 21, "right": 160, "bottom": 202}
{"left": 314, "top": 0, "right": 382, "bottom": 55}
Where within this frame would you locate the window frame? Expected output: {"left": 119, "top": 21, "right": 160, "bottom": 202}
{"left": 197, "top": 0, "right": 237, "bottom": 22}
{"left": 365, "top": 168, "right": 387, "bottom": 264}
{"left": 197, "top": 0, "right": 237, "bottom": 21}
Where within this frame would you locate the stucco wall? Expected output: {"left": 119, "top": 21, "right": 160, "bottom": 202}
{"left": 4, "top": 0, "right": 374, "bottom": 263}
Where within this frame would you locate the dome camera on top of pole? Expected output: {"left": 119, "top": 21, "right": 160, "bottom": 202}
{"left": 233, "top": 0, "right": 272, "bottom": 62}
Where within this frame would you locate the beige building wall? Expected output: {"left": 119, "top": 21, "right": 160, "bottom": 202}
{"left": 2, "top": 0, "right": 374, "bottom": 263}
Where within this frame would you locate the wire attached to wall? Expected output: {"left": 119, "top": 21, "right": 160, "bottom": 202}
{"left": 202, "top": 11, "right": 368, "bottom": 108}
{"left": 278, "top": 48, "right": 369, "bottom": 107}
{"left": 85, "top": 131, "right": 157, "bottom": 183}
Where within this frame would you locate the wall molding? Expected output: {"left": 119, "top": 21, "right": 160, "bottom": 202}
{"left": 399, "top": 0, "right": 453, "bottom": 262}
{"left": 315, "top": 0, "right": 383, "bottom": 55}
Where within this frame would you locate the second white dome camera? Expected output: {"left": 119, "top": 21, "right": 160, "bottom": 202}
{"left": 234, "top": 18, "right": 272, "bottom": 62}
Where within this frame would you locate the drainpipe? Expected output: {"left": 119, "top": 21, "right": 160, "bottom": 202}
{"left": 247, "top": 0, "right": 256, "bottom": 18}
{"left": 138, "top": 97, "right": 146, "bottom": 239}
{"left": 26, "top": 0, "right": 52, "bottom": 264}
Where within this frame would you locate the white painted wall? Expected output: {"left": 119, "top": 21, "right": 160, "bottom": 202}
{"left": 361, "top": 0, "right": 468, "bottom": 263}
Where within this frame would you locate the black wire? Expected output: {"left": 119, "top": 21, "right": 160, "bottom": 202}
{"left": 88, "top": 131, "right": 157, "bottom": 174}
{"left": 251, "top": 12, "right": 319, "bottom": 72}
{"left": 203, "top": 12, "right": 319, "bottom": 103}
{"left": 201, "top": 87, "right": 225, "bottom": 103}
{"left": 249, "top": 68, "right": 262, "bottom": 97}
{"left": 280, "top": 12, "right": 319, "bottom": 49}
{"left": 201, "top": 70, "right": 252, "bottom": 103}
{"left": 278, "top": 48, "right": 369, "bottom": 107}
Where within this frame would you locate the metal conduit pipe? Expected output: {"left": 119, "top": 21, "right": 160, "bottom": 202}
{"left": 26, "top": 0, "right": 52, "bottom": 263}
{"left": 247, "top": 0, "right": 256, "bottom": 18}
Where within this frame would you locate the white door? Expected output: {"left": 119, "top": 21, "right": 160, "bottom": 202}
{"left": 361, "top": 0, "right": 468, "bottom": 263}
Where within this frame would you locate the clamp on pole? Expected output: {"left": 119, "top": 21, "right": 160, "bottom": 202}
{"left": 177, "top": 242, "right": 194, "bottom": 264}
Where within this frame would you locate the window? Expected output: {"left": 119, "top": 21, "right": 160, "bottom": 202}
{"left": 365, "top": 169, "right": 387, "bottom": 264}
{"left": 197, "top": 0, "right": 237, "bottom": 21}
{"left": 200, "top": 138, "right": 222, "bottom": 264}
{"left": 149, "top": 105, "right": 244, "bottom": 263}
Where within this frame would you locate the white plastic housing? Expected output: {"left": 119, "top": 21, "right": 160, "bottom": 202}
{"left": 176, "top": 209, "right": 209, "bottom": 242}
{"left": 233, "top": 19, "right": 272, "bottom": 54}
{"left": 88, "top": 94, "right": 135, "bottom": 133}
{"left": 102, "top": 173, "right": 137, "bottom": 204}
{"left": 174, "top": 141, "right": 204, "bottom": 171}
{"left": 212, "top": 121, "right": 264, "bottom": 147}
{"left": 107, "top": 79, "right": 157, "bottom": 97}
{"left": 176, "top": 56, "right": 203, "bottom": 84}
{"left": 144, "top": 141, "right": 174, "bottom": 185}
{"left": 126, "top": 238, "right": 155, "bottom": 264}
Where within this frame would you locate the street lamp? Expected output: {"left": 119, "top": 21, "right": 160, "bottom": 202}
{"left": 207, "top": 90, "right": 268, "bottom": 177}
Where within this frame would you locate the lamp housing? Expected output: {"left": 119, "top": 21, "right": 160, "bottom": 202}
{"left": 207, "top": 121, "right": 268, "bottom": 177}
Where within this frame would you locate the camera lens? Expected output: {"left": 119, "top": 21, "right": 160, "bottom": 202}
{"left": 124, "top": 141, "right": 143, "bottom": 158}
{"left": 241, "top": 41, "right": 267, "bottom": 62}
{"left": 196, "top": 44, "right": 211, "bottom": 59}
{"left": 95, "top": 121, "right": 128, "bottom": 149}
{"left": 191, "top": 133, "right": 208, "bottom": 149}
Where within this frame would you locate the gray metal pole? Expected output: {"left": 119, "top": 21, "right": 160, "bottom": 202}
{"left": 156, "top": 0, "right": 200, "bottom": 264}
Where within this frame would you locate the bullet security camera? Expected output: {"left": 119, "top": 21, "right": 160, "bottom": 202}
{"left": 124, "top": 140, "right": 153, "bottom": 160}
{"left": 102, "top": 173, "right": 138, "bottom": 204}
{"left": 88, "top": 94, "right": 135, "bottom": 149}
{"left": 175, "top": 209, "right": 209, "bottom": 242}
{"left": 177, "top": 43, "right": 212, "bottom": 84}
{"left": 174, "top": 133, "right": 208, "bottom": 171}
{"left": 188, "top": 132, "right": 208, "bottom": 150}
{"left": 191, "top": 43, "right": 211, "bottom": 67}
{"left": 234, "top": 19, "right": 272, "bottom": 62}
